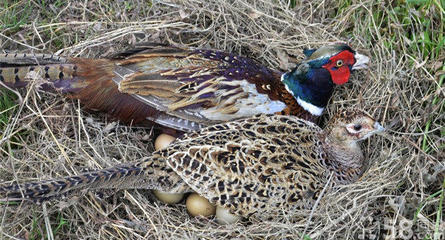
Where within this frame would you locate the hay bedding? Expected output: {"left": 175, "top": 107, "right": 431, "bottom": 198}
{"left": 0, "top": 0, "right": 443, "bottom": 239}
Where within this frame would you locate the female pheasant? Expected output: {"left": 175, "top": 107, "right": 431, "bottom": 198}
{"left": 0, "top": 43, "right": 368, "bottom": 131}
{"left": 0, "top": 109, "right": 384, "bottom": 219}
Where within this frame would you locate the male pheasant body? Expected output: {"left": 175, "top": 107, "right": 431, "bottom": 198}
{"left": 0, "top": 43, "right": 368, "bottom": 131}
{"left": 0, "top": 109, "right": 384, "bottom": 219}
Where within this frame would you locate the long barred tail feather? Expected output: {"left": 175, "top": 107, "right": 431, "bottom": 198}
{"left": 0, "top": 163, "right": 146, "bottom": 203}
{"left": 0, "top": 53, "right": 68, "bottom": 67}
{"left": 0, "top": 52, "right": 80, "bottom": 90}
{"left": 0, "top": 53, "right": 162, "bottom": 125}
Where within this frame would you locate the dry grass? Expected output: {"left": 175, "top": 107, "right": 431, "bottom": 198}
{"left": 0, "top": 0, "right": 443, "bottom": 239}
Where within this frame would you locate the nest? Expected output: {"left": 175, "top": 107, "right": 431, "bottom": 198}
{"left": 0, "top": 0, "right": 443, "bottom": 239}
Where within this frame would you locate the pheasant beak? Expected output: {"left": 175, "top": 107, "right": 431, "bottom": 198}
{"left": 352, "top": 53, "right": 369, "bottom": 70}
{"left": 373, "top": 122, "right": 385, "bottom": 133}
{"left": 357, "top": 121, "right": 385, "bottom": 141}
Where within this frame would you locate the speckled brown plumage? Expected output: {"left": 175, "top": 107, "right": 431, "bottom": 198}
{"left": 0, "top": 109, "right": 383, "bottom": 219}
{"left": 0, "top": 43, "right": 368, "bottom": 131}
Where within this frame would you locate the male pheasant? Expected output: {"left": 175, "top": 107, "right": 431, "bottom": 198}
{"left": 0, "top": 43, "right": 368, "bottom": 131}
{"left": 0, "top": 109, "right": 384, "bottom": 219}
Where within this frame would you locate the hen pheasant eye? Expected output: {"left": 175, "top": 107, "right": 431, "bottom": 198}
{"left": 336, "top": 60, "right": 344, "bottom": 67}
{"left": 353, "top": 124, "right": 362, "bottom": 131}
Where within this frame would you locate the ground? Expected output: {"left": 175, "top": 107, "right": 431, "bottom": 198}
{"left": 0, "top": 0, "right": 443, "bottom": 239}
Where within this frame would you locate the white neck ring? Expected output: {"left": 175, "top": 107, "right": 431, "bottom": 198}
{"left": 296, "top": 97, "right": 324, "bottom": 116}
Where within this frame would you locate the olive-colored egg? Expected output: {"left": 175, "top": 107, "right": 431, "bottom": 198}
{"left": 186, "top": 193, "right": 216, "bottom": 217}
{"left": 153, "top": 190, "right": 184, "bottom": 204}
{"left": 154, "top": 133, "right": 176, "bottom": 150}
{"left": 216, "top": 206, "right": 240, "bottom": 224}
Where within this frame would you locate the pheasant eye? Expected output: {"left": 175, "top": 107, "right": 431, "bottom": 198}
{"left": 336, "top": 60, "right": 344, "bottom": 67}
{"left": 353, "top": 124, "right": 362, "bottom": 131}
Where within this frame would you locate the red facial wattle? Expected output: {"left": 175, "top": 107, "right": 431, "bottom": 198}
{"left": 329, "top": 65, "right": 350, "bottom": 85}
{"left": 322, "top": 50, "right": 355, "bottom": 85}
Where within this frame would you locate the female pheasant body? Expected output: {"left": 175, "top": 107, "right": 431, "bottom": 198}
{"left": 0, "top": 43, "right": 368, "bottom": 131}
{"left": 0, "top": 109, "right": 383, "bottom": 219}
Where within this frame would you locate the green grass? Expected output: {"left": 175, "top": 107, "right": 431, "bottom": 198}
{"left": 52, "top": 213, "right": 69, "bottom": 237}
{"left": 29, "top": 212, "right": 70, "bottom": 240}
{"left": 336, "top": 0, "right": 444, "bottom": 60}
{"left": 393, "top": 0, "right": 444, "bottom": 60}
{"left": 30, "top": 214, "right": 43, "bottom": 240}
{"left": 434, "top": 178, "right": 445, "bottom": 240}
{"left": 0, "top": 0, "right": 70, "bottom": 48}
{"left": 0, "top": 89, "right": 18, "bottom": 132}
{"left": 412, "top": 179, "right": 445, "bottom": 240}
{"left": 422, "top": 70, "right": 444, "bottom": 153}
{"left": 0, "top": 0, "right": 32, "bottom": 34}
{"left": 302, "top": 234, "right": 313, "bottom": 240}
{"left": 0, "top": 89, "right": 27, "bottom": 152}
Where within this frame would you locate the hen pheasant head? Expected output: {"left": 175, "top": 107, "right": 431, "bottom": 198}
{"left": 325, "top": 109, "right": 384, "bottom": 145}
{"left": 281, "top": 43, "right": 369, "bottom": 115}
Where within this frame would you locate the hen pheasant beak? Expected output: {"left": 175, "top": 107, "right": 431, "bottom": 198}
{"left": 373, "top": 122, "right": 385, "bottom": 133}
{"left": 358, "top": 121, "right": 384, "bottom": 141}
{"left": 352, "top": 53, "right": 369, "bottom": 70}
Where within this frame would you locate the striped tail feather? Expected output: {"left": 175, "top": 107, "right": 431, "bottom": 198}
{"left": 0, "top": 53, "right": 68, "bottom": 66}
{"left": 0, "top": 52, "right": 79, "bottom": 90}
{"left": 0, "top": 53, "right": 162, "bottom": 125}
{"left": 0, "top": 163, "right": 146, "bottom": 203}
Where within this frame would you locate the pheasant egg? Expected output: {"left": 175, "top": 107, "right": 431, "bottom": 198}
{"left": 216, "top": 206, "right": 240, "bottom": 224}
{"left": 186, "top": 193, "right": 216, "bottom": 217}
{"left": 154, "top": 133, "right": 176, "bottom": 150}
{"left": 153, "top": 190, "right": 184, "bottom": 204}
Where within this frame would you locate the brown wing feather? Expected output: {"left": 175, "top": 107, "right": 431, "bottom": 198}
{"left": 66, "top": 58, "right": 162, "bottom": 124}
{"left": 113, "top": 48, "right": 286, "bottom": 129}
{"left": 114, "top": 46, "right": 312, "bottom": 125}
{"left": 116, "top": 52, "right": 224, "bottom": 105}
